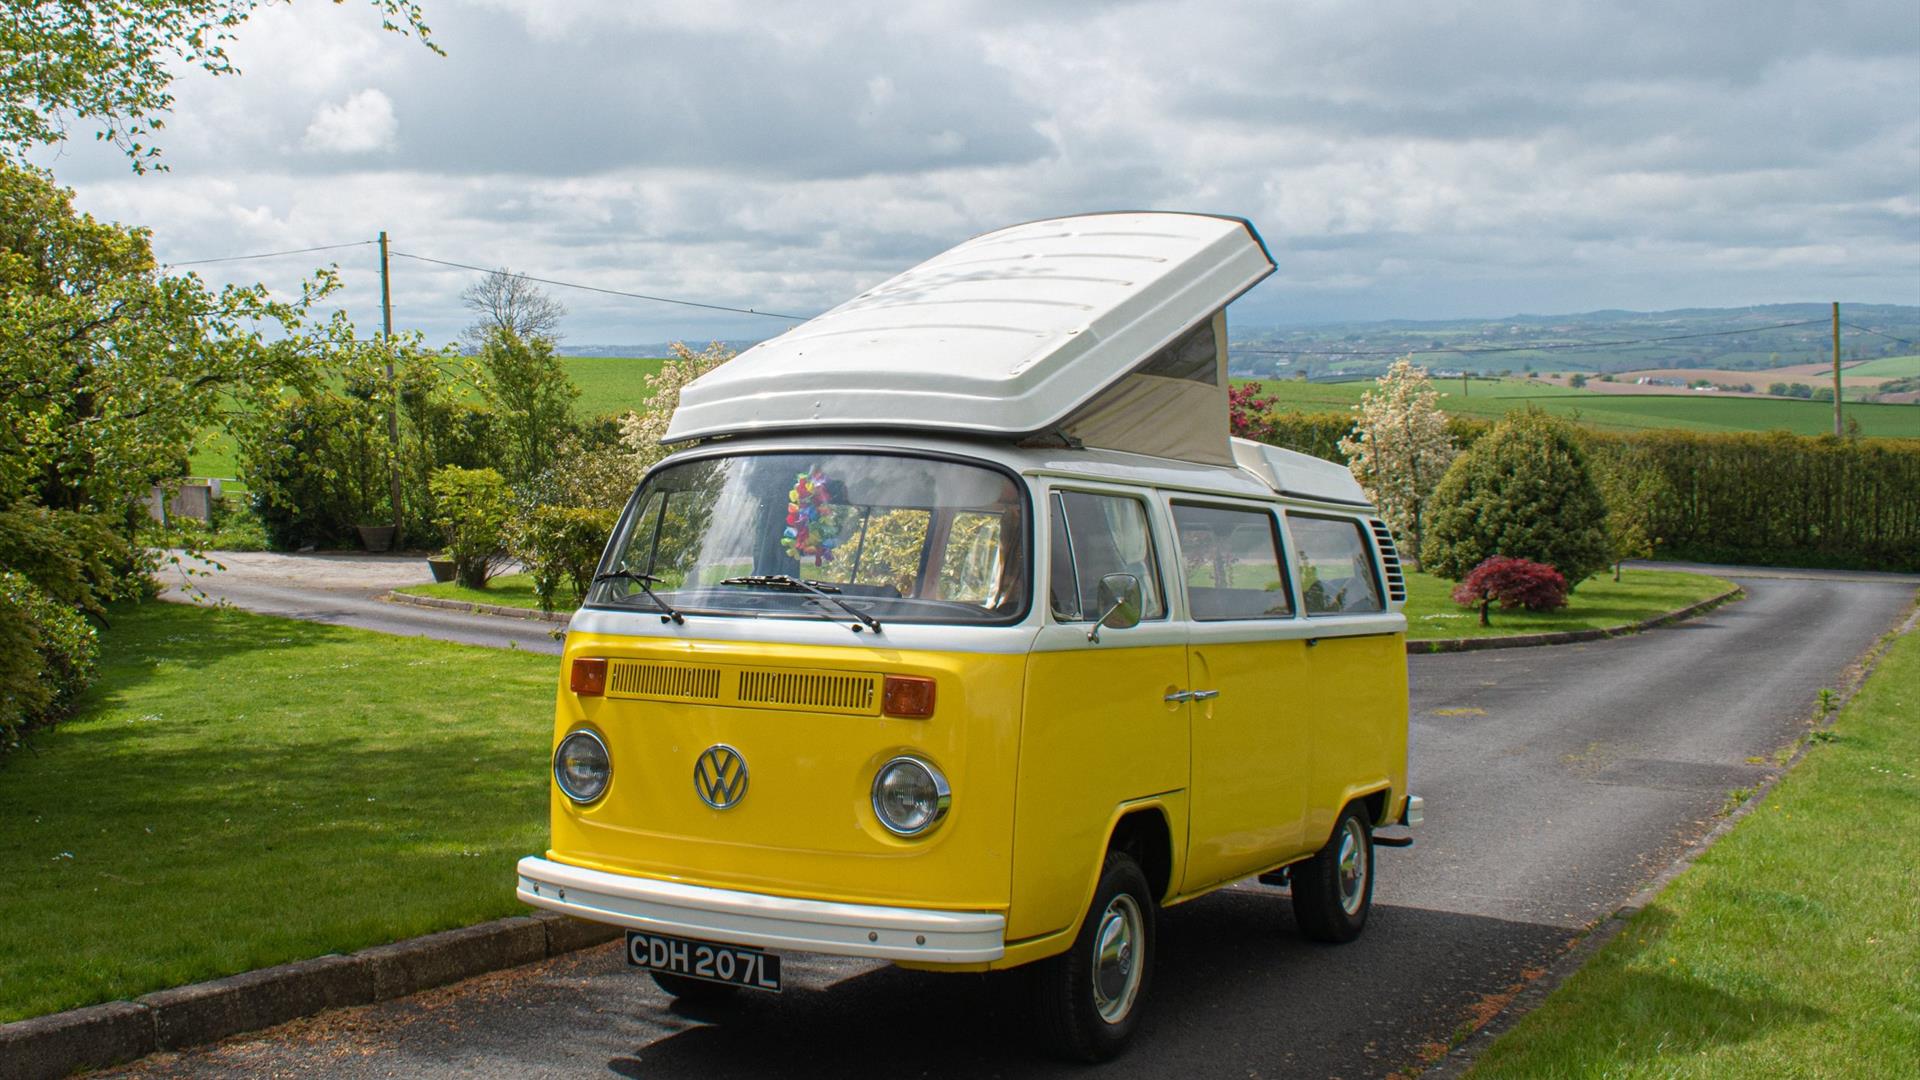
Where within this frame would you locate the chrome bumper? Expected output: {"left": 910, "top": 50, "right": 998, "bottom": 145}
{"left": 515, "top": 856, "right": 1006, "bottom": 964}
{"left": 1400, "top": 794, "right": 1425, "bottom": 828}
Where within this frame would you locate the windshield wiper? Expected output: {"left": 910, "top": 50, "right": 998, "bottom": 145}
{"left": 718, "top": 574, "right": 881, "bottom": 634}
{"left": 591, "top": 570, "right": 685, "bottom": 624}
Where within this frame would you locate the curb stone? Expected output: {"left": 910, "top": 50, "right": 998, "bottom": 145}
{"left": 1417, "top": 595, "right": 1917, "bottom": 1078}
{"left": 0, "top": 913, "right": 621, "bottom": 1080}
{"left": 383, "top": 590, "right": 571, "bottom": 624}
{"left": 1409, "top": 585, "right": 1743, "bottom": 654}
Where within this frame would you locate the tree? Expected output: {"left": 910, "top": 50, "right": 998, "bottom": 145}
{"left": 475, "top": 328, "right": 579, "bottom": 486}
{"left": 461, "top": 269, "right": 566, "bottom": 352}
{"left": 619, "top": 341, "right": 737, "bottom": 475}
{"left": 1590, "top": 445, "right": 1667, "bottom": 581}
{"left": 1, "top": 1, "right": 438, "bottom": 172}
{"left": 1420, "top": 407, "right": 1611, "bottom": 586}
{"left": 1338, "top": 358, "right": 1456, "bottom": 568}
{"left": 1450, "top": 556, "right": 1568, "bottom": 626}
{"left": 1568, "top": 373, "right": 1588, "bottom": 389}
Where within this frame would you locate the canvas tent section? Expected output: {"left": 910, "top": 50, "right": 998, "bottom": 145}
{"left": 663, "top": 212, "right": 1275, "bottom": 467}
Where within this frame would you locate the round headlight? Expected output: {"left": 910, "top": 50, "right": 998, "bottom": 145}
{"left": 554, "top": 730, "right": 611, "bottom": 804}
{"left": 871, "top": 756, "right": 951, "bottom": 836}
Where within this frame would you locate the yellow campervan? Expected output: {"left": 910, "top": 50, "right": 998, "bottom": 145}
{"left": 516, "top": 212, "right": 1420, "bottom": 1061}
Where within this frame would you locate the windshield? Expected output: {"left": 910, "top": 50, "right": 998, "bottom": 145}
{"left": 590, "top": 451, "right": 1030, "bottom": 625}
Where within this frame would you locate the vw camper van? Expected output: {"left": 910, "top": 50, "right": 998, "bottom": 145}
{"left": 516, "top": 212, "right": 1420, "bottom": 1061}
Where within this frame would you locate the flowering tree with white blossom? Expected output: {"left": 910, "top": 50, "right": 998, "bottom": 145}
{"left": 1337, "top": 358, "right": 1456, "bottom": 568}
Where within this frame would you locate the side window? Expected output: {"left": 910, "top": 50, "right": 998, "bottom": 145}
{"left": 1049, "top": 490, "right": 1167, "bottom": 622}
{"left": 1172, "top": 503, "right": 1292, "bottom": 620}
{"left": 1287, "top": 514, "right": 1385, "bottom": 615}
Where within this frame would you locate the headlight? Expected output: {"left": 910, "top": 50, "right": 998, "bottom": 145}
{"left": 554, "top": 730, "right": 611, "bottom": 804}
{"left": 871, "top": 756, "right": 951, "bottom": 836}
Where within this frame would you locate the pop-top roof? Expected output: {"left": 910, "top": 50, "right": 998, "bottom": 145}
{"left": 664, "top": 212, "right": 1275, "bottom": 448}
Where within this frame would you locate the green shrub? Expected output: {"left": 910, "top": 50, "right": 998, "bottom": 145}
{"left": 245, "top": 395, "right": 389, "bottom": 549}
{"left": 1421, "top": 407, "right": 1612, "bottom": 585}
{"left": 512, "top": 506, "right": 617, "bottom": 611}
{"left": 0, "top": 505, "right": 137, "bottom": 614}
{"left": 430, "top": 467, "right": 512, "bottom": 589}
{"left": 399, "top": 395, "right": 506, "bottom": 549}
{"left": 0, "top": 571, "right": 99, "bottom": 754}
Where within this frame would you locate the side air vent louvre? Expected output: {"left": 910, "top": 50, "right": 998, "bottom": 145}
{"left": 607, "top": 661, "right": 722, "bottom": 702}
{"left": 1368, "top": 518, "right": 1408, "bottom": 603}
{"left": 737, "top": 670, "right": 878, "bottom": 715}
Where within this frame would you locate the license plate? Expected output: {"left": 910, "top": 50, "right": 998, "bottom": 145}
{"left": 626, "top": 930, "right": 782, "bottom": 992}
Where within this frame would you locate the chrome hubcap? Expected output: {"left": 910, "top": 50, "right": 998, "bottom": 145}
{"left": 1091, "top": 893, "right": 1144, "bottom": 1024}
{"left": 1336, "top": 818, "right": 1369, "bottom": 916}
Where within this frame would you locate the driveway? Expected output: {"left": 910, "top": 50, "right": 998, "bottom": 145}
{"left": 118, "top": 564, "right": 1916, "bottom": 1079}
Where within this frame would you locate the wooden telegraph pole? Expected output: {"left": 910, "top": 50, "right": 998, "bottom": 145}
{"left": 380, "top": 231, "right": 402, "bottom": 531}
{"left": 1832, "top": 301, "right": 1842, "bottom": 437}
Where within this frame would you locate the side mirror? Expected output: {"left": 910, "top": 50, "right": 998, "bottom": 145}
{"left": 1088, "top": 573, "right": 1144, "bottom": 643}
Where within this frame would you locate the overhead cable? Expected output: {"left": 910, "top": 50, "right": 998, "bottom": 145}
{"left": 387, "top": 250, "right": 809, "bottom": 321}
{"left": 163, "top": 240, "right": 376, "bottom": 268}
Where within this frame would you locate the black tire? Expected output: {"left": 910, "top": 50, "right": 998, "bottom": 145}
{"left": 1291, "top": 802, "right": 1375, "bottom": 943}
{"left": 649, "top": 970, "right": 740, "bottom": 1004}
{"left": 1029, "top": 851, "right": 1156, "bottom": 1062}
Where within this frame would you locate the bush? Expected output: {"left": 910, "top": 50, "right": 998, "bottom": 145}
{"left": 1420, "top": 407, "right": 1611, "bottom": 586}
{"left": 0, "top": 571, "right": 99, "bottom": 754}
{"left": 1450, "top": 556, "right": 1568, "bottom": 626}
{"left": 429, "top": 467, "right": 512, "bottom": 589}
{"left": 0, "top": 504, "right": 137, "bottom": 614}
{"left": 245, "top": 395, "right": 390, "bottom": 549}
{"left": 512, "top": 506, "right": 617, "bottom": 611}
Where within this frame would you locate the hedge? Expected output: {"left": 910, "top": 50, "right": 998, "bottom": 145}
{"left": 1245, "top": 409, "right": 1920, "bottom": 573}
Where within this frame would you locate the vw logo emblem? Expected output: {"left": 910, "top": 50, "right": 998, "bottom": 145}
{"left": 693, "top": 745, "right": 749, "bottom": 810}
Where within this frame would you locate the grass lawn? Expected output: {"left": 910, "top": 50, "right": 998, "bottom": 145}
{"left": 0, "top": 602, "right": 557, "bottom": 1024}
{"left": 1466, "top": 616, "right": 1920, "bottom": 1078}
{"left": 1401, "top": 568, "right": 1731, "bottom": 641}
{"left": 398, "top": 572, "right": 566, "bottom": 611}
{"left": 397, "top": 569, "right": 1734, "bottom": 642}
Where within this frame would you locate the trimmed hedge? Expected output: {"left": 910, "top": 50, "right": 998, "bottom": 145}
{"left": 1241, "top": 408, "right": 1920, "bottom": 573}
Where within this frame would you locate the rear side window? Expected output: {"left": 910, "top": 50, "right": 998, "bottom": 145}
{"left": 1287, "top": 514, "right": 1385, "bottom": 615}
{"left": 1049, "top": 491, "right": 1167, "bottom": 622}
{"left": 1172, "top": 503, "right": 1293, "bottom": 620}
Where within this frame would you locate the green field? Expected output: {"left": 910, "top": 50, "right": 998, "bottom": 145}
{"left": 1845, "top": 353, "right": 1920, "bottom": 377}
{"left": 0, "top": 602, "right": 556, "bottom": 1024}
{"left": 1468, "top": 620, "right": 1920, "bottom": 1078}
{"left": 1246, "top": 378, "right": 1920, "bottom": 437}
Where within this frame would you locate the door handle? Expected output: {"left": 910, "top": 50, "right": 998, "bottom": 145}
{"left": 1164, "top": 690, "right": 1195, "bottom": 703}
{"left": 1164, "top": 689, "right": 1219, "bottom": 703}
{"left": 1191, "top": 690, "right": 1220, "bottom": 701}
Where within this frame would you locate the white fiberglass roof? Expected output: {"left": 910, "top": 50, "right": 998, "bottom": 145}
{"left": 664, "top": 212, "right": 1275, "bottom": 444}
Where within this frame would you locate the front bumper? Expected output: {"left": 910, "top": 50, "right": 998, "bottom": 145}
{"left": 516, "top": 856, "right": 1006, "bottom": 964}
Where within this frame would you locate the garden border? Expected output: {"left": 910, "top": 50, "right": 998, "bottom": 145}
{"left": 384, "top": 590, "right": 571, "bottom": 624}
{"left": 0, "top": 912, "right": 622, "bottom": 1080}
{"left": 1409, "top": 585, "right": 1743, "bottom": 654}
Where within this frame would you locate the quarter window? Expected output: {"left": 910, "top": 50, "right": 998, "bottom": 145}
{"left": 1287, "top": 514, "right": 1385, "bottom": 615}
{"left": 1172, "top": 503, "right": 1292, "bottom": 620}
{"left": 1049, "top": 491, "right": 1167, "bottom": 622}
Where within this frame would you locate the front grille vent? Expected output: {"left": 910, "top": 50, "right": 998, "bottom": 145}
{"left": 1368, "top": 518, "right": 1408, "bottom": 603}
{"left": 737, "top": 670, "right": 877, "bottom": 715}
{"left": 607, "top": 661, "right": 721, "bottom": 702}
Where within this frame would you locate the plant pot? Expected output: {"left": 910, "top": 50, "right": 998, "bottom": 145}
{"left": 356, "top": 524, "right": 398, "bottom": 553}
{"left": 427, "top": 557, "right": 457, "bottom": 583}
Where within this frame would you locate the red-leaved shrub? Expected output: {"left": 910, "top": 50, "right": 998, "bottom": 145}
{"left": 1451, "top": 556, "right": 1568, "bottom": 626}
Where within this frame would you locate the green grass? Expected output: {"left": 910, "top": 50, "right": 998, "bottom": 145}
{"left": 1248, "top": 378, "right": 1919, "bottom": 437}
{"left": 1403, "top": 569, "right": 1733, "bottom": 641}
{"left": 399, "top": 572, "right": 561, "bottom": 611}
{"left": 1846, "top": 353, "right": 1920, "bottom": 377}
{"left": 0, "top": 602, "right": 557, "bottom": 1024}
{"left": 1466, "top": 617, "right": 1920, "bottom": 1078}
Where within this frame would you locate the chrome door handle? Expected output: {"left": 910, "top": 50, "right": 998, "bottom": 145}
{"left": 1164, "top": 690, "right": 1195, "bottom": 703}
{"left": 1191, "top": 690, "right": 1220, "bottom": 701}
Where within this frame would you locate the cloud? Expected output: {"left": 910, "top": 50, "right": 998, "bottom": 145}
{"left": 301, "top": 89, "right": 399, "bottom": 155}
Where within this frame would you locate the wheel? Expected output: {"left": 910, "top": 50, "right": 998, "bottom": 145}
{"left": 1029, "top": 851, "right": 1155, "bottom": 1062}
{"left": 649, "top": 970, "right": 740, "bottom": 1004}
{"left": 1290, "top": 802, "right": 1374, "bottom": 943}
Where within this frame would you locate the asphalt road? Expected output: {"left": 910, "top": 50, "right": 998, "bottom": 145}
{"left": 113, "top": 567, "right": 1916, "bottom": 1079}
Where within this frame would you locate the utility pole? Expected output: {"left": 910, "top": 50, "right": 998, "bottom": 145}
{"left": 1832, "top": 301, "right": 1842, "bottom": 437}
{"left": 379, "top": 231, "right": 402, "bottom": 532}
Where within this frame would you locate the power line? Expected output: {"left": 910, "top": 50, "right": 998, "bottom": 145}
{"left": 387, "top": 250, "right": 810, "bottom": 322}
{"left": 162, "top": 240, "right": 376, "bottom": 268}
{"left": 1233, "top": 318, "right": 1830, "bottom": 359}
{"left": 1841, "top": 321, "right": 1918, "bottom": 349}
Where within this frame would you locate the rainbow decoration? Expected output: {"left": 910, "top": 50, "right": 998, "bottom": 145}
{"left": 781, "top": 468, "right": 842, "bottom": 564}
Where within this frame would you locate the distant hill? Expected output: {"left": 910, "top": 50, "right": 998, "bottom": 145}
{"left": 1225, "top": 303, "right": 1920, "bottom": 380}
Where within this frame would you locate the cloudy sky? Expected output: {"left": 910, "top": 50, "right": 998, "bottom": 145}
{"left": 33, "top": 0, "right": 1920, "bottom": 347}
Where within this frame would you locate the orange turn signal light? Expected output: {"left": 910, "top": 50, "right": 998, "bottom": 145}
{"left": 882, "top": 675, "right": 936, "bottom": 719}
{"left": 571, "top": 657, "right": 608, "bottom": 697}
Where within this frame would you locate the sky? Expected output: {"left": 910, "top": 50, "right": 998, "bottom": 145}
{"left": 32, "top": 0, "right": 1920, "bottom": 348}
